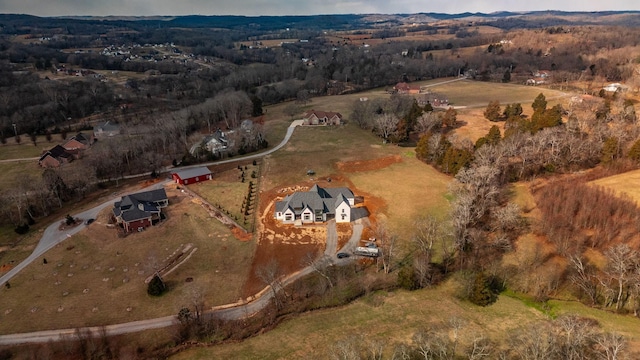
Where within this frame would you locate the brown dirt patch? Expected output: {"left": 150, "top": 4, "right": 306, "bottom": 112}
{"left": 231, "top": 227, "right": 253, "bottom": 241}
{"left": 337, "top": 155, "right": 402, "bottom": 173}
{"left": 0, "top": 264, "right": 12, "bottom": 272}
{"left": 241, "top": 176, "right": 386, "bottom": 297}
{"left": 336, "top": 223, "right": 353, "bottom": 250}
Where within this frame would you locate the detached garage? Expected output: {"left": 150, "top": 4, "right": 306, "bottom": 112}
{"left": 172, "top": 167, "right": 212, "bottom": 185}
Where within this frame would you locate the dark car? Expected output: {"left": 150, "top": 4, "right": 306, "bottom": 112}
{"left": 85, "top": 218, "right": 95, "bottom": 225}
{"left": 336, "top": 252, "right": 350, "bottom": 259}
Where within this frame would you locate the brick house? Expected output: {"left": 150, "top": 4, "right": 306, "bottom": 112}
{"left": 38, "top": 145, "right": 74, "bottom": 168}
{"left": 112, "top": 188, "right": 169, "bottom": 233}
{"left": 394, "top": 82, "right": 421, "bottom": 94}
{"left": 302, "top": 110, "right": 343, "bottom": 126}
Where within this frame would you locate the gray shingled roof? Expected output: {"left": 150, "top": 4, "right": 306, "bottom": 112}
{"left": 172, "top": 167, "right": 211, "bottom": 180}
{"left": 113, "top": 189, "right": 167, "bottom": 223}
{"left": 275, "top": 184, "right": 352, "bottom": 217}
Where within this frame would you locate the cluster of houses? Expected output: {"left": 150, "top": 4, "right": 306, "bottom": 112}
{"left": 37, "top": 121, "right": 121, "bottom": 168}
{"left": 38, "top": 133, "right": 94, "bottom": 168}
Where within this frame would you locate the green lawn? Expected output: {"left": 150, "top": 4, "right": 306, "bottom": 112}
{"left": 0, "top": 141, "right": 48, "bottom": 160}
{"left": 0, "top": 161, "right": 42, "bottom": 193}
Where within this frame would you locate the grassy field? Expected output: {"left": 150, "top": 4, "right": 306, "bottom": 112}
{"left": 432, "top": 80, "right": 568, "bottom": 107}
{"left": 0, "top": 161, "right": 43, "bottom": 197}
{"left": 0, "top": 185, "right": 256, "bottom": 334}
{"left": 348, "top": 153, "right": 452, "bottom": 240}
{"left": 589, "top": 169, "right": 640, "bottom": 203}
{"left": 169, "top": 283, "right": 640, "bottom": 360}
{"left": 0, "top": 142, "right": 44, "bottom": 160}
{"left": 189, "top": 163, "right": 260, "bottom": 231}
{"left": 260, "top": 122, "right": 392, "bottom": 189}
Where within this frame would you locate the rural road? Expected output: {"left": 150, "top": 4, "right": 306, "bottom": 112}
{"left": 0, "top": 118, "right": 370, "bottom": 345}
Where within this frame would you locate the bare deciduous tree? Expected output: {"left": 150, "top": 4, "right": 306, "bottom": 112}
{"left": 256, "top": 259, "right": 287, "bottom": 309}
{"left": 603, "top": 244, "right": 639, "bottom": 311}
{"left": 373, "top": 113, "right": 400, "bottom": 143}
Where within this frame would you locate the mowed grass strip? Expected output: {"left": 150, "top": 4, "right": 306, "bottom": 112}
{"left": 589, "top": 169, "right": 640, "bottom": 203}
{"left": 0, "top": 187, "right": 255, "bottom": 334}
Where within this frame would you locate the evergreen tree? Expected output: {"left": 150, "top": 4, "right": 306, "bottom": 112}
{"left": 486, "top": 125, "right": 502, "bottom": 145}
{"left": 415, "top": 134, "right": 430, "bottom": 161}
{"left": 628, "top": 139, "right": 640, "bottom": 162}
{"left": 502, "top": 69, "right": 511, "bottom": 83}
{"left": 531, "top": 93, "right": 547, "bottom": 113}
{"left": 601, "top": 137, "right": 620, "bottom": 164}
{"left": 147, "top": 274, "right": 167, "bottom": 296}
{"left": 503, "top": 103, "right": 523, "bottom": 119}
{"left": 441, "top": 107, "right": 458, "bottom": 128}
{"left": 484, "top": 100, "right": 502, "bottom": 122}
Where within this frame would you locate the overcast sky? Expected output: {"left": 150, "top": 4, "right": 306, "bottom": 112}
{"left": 0, "top": 0, "right": 638, "bottom": 17}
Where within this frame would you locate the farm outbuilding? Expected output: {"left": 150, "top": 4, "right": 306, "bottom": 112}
{"left": 171, "top": 167, "right": 212, "bottom": 185}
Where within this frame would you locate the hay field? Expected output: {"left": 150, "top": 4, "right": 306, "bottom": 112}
{"left": 348, "top": 152, "right": 452, "bottom": 240}
{"left": 590, "top": 169, "right": 640, "bottom": 203}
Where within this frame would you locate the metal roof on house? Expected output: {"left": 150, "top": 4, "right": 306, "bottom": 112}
{"left": 172, "top": 167, "right": 211, "bottom": 180}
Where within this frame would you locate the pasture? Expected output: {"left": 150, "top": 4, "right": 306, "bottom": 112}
{"left": 0, "top": 185, "right": 255, "bottom": 334}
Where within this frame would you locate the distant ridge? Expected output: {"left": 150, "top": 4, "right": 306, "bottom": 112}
{"left": 1, "top": 11, "right": 640, "bottom": 30}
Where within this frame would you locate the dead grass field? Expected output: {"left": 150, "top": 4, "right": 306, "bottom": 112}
{"left": 432, "top": 80, "right": 567, "bottom": 107}
{"left": 589, "top": 169, "right": 640, "bottom": 203}
{"left": 0, "top": 185, "right": 256, "bottom": 334}
{"left": 170, "top": 281, "right": 551, "bottom": 360}
{"left": 347, "top": 152, "right": 452, "bottom": 240}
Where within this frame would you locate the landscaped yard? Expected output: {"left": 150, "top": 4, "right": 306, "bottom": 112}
{"left": 0, "top": 185, "right": 256, "bottom": 334}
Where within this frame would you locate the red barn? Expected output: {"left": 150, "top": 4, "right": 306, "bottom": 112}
{"left": 172, "top": 167, "right": 212, "bottom": 185}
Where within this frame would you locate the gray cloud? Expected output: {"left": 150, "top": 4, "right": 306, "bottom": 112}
{"left": 0, "top": 0, "right": 638, "bottom": 16}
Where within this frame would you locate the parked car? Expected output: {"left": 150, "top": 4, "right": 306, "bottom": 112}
{"left": 85, "top": 218, "right": 95, "bottom": 225}
{"left": 336, "top": 252, "right": 350, "bottom": 259}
